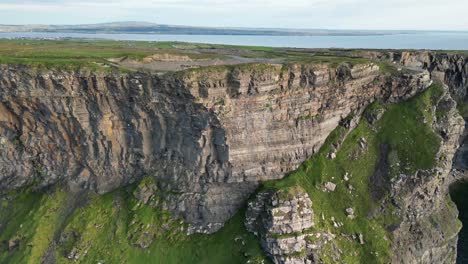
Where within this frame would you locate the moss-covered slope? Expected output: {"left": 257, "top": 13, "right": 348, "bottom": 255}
{"left": 0, "top": 181, "right": 267, "bottom": 264}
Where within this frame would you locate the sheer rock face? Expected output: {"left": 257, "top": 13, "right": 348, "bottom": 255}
{"left": 0, "top": 66, "right": 234, "bottom": 230}
{"left": 181, "top": 63, "right": 429, "bottom": 184}
{"left": 0, "top": 62, "right": 431, "bottom": 232}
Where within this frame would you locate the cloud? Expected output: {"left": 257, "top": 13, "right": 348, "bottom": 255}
{"left": 0, "top": 0, "right": 466, "bottom": 30}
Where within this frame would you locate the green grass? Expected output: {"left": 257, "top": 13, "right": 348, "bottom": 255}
{"left": 378, "top": 62, "right": 400, "bottom": 75}
{"left": 377, "top": 61, "right": 420, "bottom": 76}
{"left": 291, "top": 55, "right": 370, "bottom": 66}
{"left": 0, "top": 39, "right": 379, "bottom": 71}
{"left": 0, "top": 187, "right": 69, "bottom": 264}
{"left": 262, "top": 84, "right": 443, "bottom": 263}
{"left": 0, "top": 181, "right": 266, "bottom": 264}
{"left": 0, "top": 39, "right": 221, "bottom": 69}
{"left": 170, "top": 61, "right": 283, "bottom": 80}
{"left": 236, "top": 48, "right": 372, "bottom": 65}
{"left": 0, "top": 39, "right": 274, "bottom": 68}
{"left": 200, "top": 43, "right": 276, "bottom": 52}
{"left": 377, "top": 83, "right": 443, "bottom": 178}
{"left": 0, "top": 189, "right": 41, "bottom": 264}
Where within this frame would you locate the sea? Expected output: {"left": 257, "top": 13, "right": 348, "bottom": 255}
{"left": 0, "top": 31, "right": 468, "bottom": 50}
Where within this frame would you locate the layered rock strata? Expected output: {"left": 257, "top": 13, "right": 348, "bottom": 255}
{"left": 243, "top": 51, "right": 468, "bottom": 263}
{"left": 0, "top": 62, "right": 431, "bottom": 232}
{"left": 245, "top": 83, "right": 464, "bottom": 264}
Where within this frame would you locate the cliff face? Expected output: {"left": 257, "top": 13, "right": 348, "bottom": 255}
{"left": 388, "top": 87, "right": 464, "bottom": 263}
{"left": 0, "top": 62, "right": 431, "bottom": 232}
{"left": 397, "top": 51, "right": 468, "bottom": 102}
{"left": 240, "top": 51, "right": 468, "bottom": 264}
{"left": 385, "top": 52, "right": 468, "bottom": 263}
{"left": 0, "top": 65, "right": 233, "bottom": 231}
{"left": 181, "top": 63, "right": 428, "bottom": 184}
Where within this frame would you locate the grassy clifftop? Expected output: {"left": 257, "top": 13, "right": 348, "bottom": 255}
{"left": 0, "top": 39, "right": 221, "bottom": 69}
{"left": 0, "top": 39, "right": 373, "bottom": 70}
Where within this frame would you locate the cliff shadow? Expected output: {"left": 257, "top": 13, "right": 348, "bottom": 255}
{"left": 370, "top": 143, "right": 391, "bottom": 201}
{"left": 449, "top": 180, "right": 468, "bottom": 263}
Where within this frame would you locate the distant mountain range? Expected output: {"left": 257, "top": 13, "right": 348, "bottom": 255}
{"left": 0, "top": 21, "right": 416, "bottom": 36}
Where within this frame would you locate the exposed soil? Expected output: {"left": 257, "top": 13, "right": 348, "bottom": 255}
{"left": 112, "top": 54, "right": 282, "bottom": 72}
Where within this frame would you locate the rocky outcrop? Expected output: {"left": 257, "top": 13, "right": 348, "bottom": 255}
{"left": 245, "top": 186, "right": 345, "bottom": 264}
{"left": 381, "top": 51, "right": 468, "bottom": 263}
{"left": 245, "top": 187, "right": 315, "bottom": 264}
{"left": 0, "top": 62, "right": 431, "bottom": 232}
{"left": 388, "top": 86, "right": 465, "bottom": 263}
{"left": 396, "top": 51, "right": 468, "bottom": 102}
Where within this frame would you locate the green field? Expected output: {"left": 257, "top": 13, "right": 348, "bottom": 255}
{"left": 0, "top": 39, "right": 376, "bottom": 69}
{"left": 0, "top": 39, "right": 222, "bottom": 69}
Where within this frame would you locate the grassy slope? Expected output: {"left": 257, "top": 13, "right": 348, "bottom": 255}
{"left": 457, "top": 100, "right": 468, "bottom": 119}
{"left": 0, "top": 181, "right": 266, "bottom": 264}
{"left": 263, "top": 84, "right": 443, "bottom": 263}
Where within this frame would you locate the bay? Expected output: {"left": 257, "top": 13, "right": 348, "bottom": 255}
{"left": 1, "top": 31, "right": 468, "bottom": 50}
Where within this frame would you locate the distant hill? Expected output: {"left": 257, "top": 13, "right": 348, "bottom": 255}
{"left": 0, "top": 21, "right": 399, "bottom": 36}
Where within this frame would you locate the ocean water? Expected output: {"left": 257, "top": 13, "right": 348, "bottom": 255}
{"left": 1, "top": 31, "right": 468, "bottom": 50}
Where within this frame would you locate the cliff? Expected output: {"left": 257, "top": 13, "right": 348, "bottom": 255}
{"left": 245, "top": 83, "right": 465, "bottom": 263}
{"left": 0, "top": 62, "right": 431, "bottom": 233}
{"left": 389, "top": 51, "right": 468, "bottom": 263}
{"left": 241, "top": 51, "right": 468, "bottom": 264}
{"left": 246, "top": 52, "right": 468, "bottom": 263}
{"left": 1, "top": 48, "right": 467, "bottom": 264}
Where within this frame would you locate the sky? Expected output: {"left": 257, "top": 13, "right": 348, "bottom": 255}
{"left": 0, "top": 0, "right": 466, "bottom": 31}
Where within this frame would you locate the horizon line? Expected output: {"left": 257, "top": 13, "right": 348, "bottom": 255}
{"left": 1, "top": 21, "right": 467, "bottom": 33}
